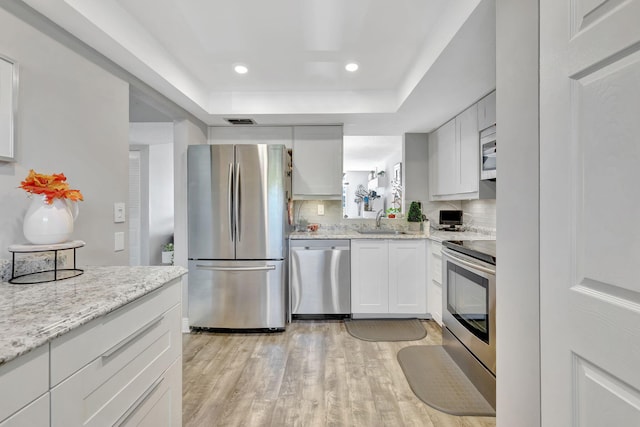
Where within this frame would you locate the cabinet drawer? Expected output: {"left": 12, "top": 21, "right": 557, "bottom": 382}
{"left": 51, "top": 279, "right": 181, "bottom": 386}
{"left": 0, "top": 344, "right": 48, "bottom": 422}
{"left": 51, "top": 303, "right": 181, "bottom": 427}
{"left": 0, "top": 392, "right": 49, "bottom": 427}
{"left": 121, "top": 356, "right": 182, "bottom": 427}
{"left": 430, "top": 243, "right": 443, "bottom": 284}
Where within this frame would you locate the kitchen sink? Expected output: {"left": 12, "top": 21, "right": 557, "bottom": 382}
{"left": 357, "top": 230, "right": 407, "bottom": 235}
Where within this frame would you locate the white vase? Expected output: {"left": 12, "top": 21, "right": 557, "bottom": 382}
{"left": 23, "top": 195, "right": 79, "bottom": 245}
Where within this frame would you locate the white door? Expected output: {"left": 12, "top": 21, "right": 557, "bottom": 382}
{"left": 540, "top": 1, "right": 640, "bottom": 425}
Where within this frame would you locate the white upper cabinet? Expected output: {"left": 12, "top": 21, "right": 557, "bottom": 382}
{"left": 292, "top": 126, "right": 343, "bottom": 200}
{"left": 429, "top": 119, "right": 456, "bottom": 198}
{"left": 429, "top": 96, "right": 495, "bottom": 201}
{"left": 477, "top": 90, "right": 496, "bottom": 131}
{"left": 458, "top": 104, "right": 480, "bottom": 194}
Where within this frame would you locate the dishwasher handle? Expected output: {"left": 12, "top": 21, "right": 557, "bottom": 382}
{"left": 296, "top": 246, "right": 348, "bottom": 251}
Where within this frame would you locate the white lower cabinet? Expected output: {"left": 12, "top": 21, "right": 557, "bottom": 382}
{"left": 0, "top": 343, "right": 49, "bottom": 426}
{"left": 427, "top": 240, "right": 443, "bottom": 325}
{"left": 51, "top": 280, "right": 183, "bottom": 427}
{"left": 0, "top": 392, "right": 49, "bottom": 427}
{"left": 351, "top": 239, "right": 427, "bottom": 316}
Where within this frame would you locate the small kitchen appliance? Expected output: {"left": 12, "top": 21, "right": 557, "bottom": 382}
{"left": 480, "top": 125, "right": 497, "bottom": 180}
{"left": 438, "top": 210, "right": 463, "bottom": 231}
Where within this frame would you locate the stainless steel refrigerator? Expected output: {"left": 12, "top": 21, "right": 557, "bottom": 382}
{"left": 187, "top": 144, "right": 287, "bottom": 330}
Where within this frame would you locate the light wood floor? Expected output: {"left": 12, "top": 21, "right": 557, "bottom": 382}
{"left": 183, "top": 320, "right": 496, "bottom": 427}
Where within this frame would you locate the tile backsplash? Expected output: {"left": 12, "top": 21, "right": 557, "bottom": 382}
{"left": 461, "top": 199, "right": 497, "bottom": 233}
{"left": 293, "top": 198, "right": 496, "bottom": 236}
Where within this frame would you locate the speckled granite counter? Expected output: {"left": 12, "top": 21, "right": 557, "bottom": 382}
{"left": 289, "top": 228, "right": 494, "bottom": 241}
{"left": 0, "top": 266, "right": 187, "bottom": 366}
{"left": 427, "top": 230, "right": 495, "bottom": 242}
{"left": 289, "top": 230, "right": 430, "bottom": 239}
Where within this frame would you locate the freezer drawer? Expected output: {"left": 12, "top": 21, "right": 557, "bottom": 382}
{"left": 188, "top": 260, "right": 285, "bottom": 330}
{"left": 290, "top": 240, "right": 350, "bottom": 315}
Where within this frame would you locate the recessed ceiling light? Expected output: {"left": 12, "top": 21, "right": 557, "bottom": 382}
{"left": 234, "top": 65, "right": 248, "bottom": 74}
{"left": 345, "top": 63, "right": 359, "bottom": 72}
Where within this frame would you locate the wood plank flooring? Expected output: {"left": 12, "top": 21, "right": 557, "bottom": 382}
{"left": 183, "top": 320, "right": 496, "bottom": 427}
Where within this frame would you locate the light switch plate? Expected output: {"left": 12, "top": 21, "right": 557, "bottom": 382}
{"left": 114, "top": 232, "right": 125, "bottom": 251}
{"left": 317, "top": 204, "right": 324, "bottom": 215}
{"left": 114, "top": 202, "right": 126, "bottom": 223}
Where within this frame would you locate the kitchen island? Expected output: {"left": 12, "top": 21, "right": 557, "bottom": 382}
{"left": 0, "top": 266, "right": 186, "bottom": 426}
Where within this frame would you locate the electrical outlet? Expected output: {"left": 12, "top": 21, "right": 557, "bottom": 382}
{"left": 317, "top": 204, "right": 324, "bottom": 216}
{"left": 114, "top": 232, "right": 125, "bottom": 251}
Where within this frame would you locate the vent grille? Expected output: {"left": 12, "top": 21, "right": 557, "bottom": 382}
{"left": 224, "top": 118, "right": 256, "bottom": 125}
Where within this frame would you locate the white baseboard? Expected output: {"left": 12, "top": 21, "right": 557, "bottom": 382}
{"left": 182, "top": 317, "right": 190, "bottom": 333}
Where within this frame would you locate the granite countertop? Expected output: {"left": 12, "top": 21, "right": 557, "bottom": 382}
{"left": 427, "top": 229, "right": 496, "bottom": 242}
{"left": 0, "top": 266, "right": 187, "bottom": 366}
{"left": 289, "top": 228, "right": 494, "bottom": 242}
{"left": 289, "top": 229, "right": 430, "bottom": 240}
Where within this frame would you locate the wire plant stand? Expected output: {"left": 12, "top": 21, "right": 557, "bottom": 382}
{"left": 8, "top": 240, "right": 85, "bottom": 284}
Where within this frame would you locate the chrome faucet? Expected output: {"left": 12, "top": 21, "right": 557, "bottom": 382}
{"left": 376, "top": 209, "right": 385, "bottom": 229}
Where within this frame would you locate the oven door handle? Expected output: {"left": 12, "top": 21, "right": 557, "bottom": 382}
{"left": 442, "top": 248, "right": 495, "bottom": 275}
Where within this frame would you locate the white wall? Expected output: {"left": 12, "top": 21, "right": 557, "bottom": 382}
{"left": 0, "top": 7, "right": 129, "bottom": 264}
{"left": 174, "top": 119, "right": 207, "bottom": 324}
{"left": 209, "top": 126, "right": 293, "bottom": 147}
{"left": 496, "top": 0, "right": 541, "bottom": 425}
{"left": 129, "top": 123, "right": 175, "bottom": 266}
{"left": 148, "top": 143, "right": 174, "bottom": 264}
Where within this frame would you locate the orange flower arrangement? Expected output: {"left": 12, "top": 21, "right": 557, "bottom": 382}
{"left": 19, "top": 169, "right": 84, "bottom": 204}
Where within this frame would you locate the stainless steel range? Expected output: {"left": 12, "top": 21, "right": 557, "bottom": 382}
{"left": 442, "top": 239, "right": 496, "bottom": 408}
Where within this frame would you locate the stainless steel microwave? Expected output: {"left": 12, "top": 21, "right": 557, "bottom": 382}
{"left": 480, "top": 125, "right": 496, "bottom": 180}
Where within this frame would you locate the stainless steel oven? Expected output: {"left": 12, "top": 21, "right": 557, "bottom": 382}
{"left": 442, "top": 240, "right": 496, "bottom": 375}
{"left": 480, "top": 125, "right": 496, "bottom": 180}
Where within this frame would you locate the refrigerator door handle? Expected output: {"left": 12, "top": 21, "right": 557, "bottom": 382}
{"left": 195, "top": 265, "right": 276, "bottom": 272}
{"left": 228, "top": 163, "right": 234, "bottom": 243}
{"left": 235, "top": 162, "right": 241, "bottom": 241}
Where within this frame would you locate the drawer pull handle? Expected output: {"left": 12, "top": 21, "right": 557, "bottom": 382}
{"left": 196, "top": 265, "right": 276, "bottom": 272}
{"left": 102, "top": 314, "right": 164, "bottom": 359}
{"left": 113, "top": 376, "right": 165, "bottom": 426}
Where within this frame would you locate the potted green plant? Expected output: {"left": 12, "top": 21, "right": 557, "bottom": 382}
{"left": 161, "top": 242, "right": 174, "bottom": 265}
{"left": 407, "top": 201, "right": 423, "bottom": 232}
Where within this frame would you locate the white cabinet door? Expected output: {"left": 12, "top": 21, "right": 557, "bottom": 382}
{"left": 458, "top": 104, "right": 479, "bottom": 194}
{"left": 292, "top": 126, "right": 343, "bottom": 199}
{"left": 434, "top": 119, "right": 456, "bottom": 196}
{"left": 426, "top": 240, "right": 443, "bottom": 326}
{"left": 351, "top": 240, "right": 389, "bottom": 314}
{"left": 0, "top": 393, "right": 49, "bottom": 427}
{"left": 388, "top": 240, "right": 426, "bottom": 314}
{"left": 477, "top": 90, "right": 496, "bottom": 131}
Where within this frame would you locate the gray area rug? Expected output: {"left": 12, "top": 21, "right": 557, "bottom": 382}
{"left": 345, "top": 318, "right": 427, "bottom": 342}
{"left": 397, "top": 345, "right": 496, "bottom": 417}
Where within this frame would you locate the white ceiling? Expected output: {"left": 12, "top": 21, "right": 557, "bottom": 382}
{"left": 21, "top": 0, "right": 496, "bottom": 135}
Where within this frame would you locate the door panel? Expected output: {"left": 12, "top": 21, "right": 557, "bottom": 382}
{"left": 188, "top": 260, "right": 285, "bottom": 329}
{"left": 540, "top": 0, "right": 640, "bottom": 424}
{"left": 235, "top": 145, "right": 285, "bottom": 260}
{"left": 187, "top": 145, "right": 235, "bottom": 259}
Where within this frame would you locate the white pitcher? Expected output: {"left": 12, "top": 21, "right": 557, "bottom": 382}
{"left": 23, "top": 195, "right": 79, "bottom": 245}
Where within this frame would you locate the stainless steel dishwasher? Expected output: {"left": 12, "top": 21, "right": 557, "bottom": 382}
{"left": 289, "top": 239, "right": 350, "bottom": 318}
